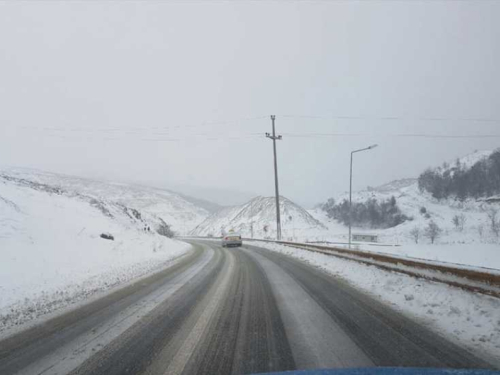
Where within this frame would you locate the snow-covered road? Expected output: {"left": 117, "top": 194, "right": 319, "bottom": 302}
{"left": 251, "top": 240, "right": 500, "bottom": 366}
{"left": 0, "top": 241, "right": 495, "bottom": 375}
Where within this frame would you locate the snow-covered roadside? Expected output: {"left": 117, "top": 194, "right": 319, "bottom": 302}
{"left": 0, "top": 176, "right": 193, "bottom": 335}
{"left": 0, "top": 236, "right": 192, "bottom": 336}
{"left": 345, "top": 243, "right": 500, "bottom": 271}
{"left": 251, "top": 241, "right": 500, "bottom": 366}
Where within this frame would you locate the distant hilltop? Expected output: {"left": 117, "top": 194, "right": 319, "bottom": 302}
{"left": 190, "top": 195, "right": 326, "bottom": 239}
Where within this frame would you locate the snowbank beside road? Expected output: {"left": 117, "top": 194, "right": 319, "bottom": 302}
{"left": 351, "top": 243, "right": 500, "bottom": 271}
{"left": 307, "top": 202, "right": 500, "bottom": 271}
{"left": 0, "top": 176, "right": 192, "bottom": 334}
{"left": 253, "top": 241, "right": 500, "bottom": 366}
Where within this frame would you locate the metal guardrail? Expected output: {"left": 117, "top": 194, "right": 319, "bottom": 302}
{"left": 183, "top": 236, "right": 500, "bottom": 298}
{"left": 303, "top": 240, "right": 402, "bottom": 247}
{"left": 242, "top": 238, "right": 500, "bottom": 299}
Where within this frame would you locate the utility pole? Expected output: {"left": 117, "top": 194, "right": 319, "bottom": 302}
{"left": 266, "top": 115, "right": 282, "bottom": 241}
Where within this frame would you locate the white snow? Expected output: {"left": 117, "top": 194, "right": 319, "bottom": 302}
{"left": 311, "top": 181, "right": 500, "bottom": 244}
{"left": 15, "top": 248, "right": 214, "bottom": 375}
{"left": 347, "top": 243, "right": 500, "bottom": 271}
{"left": 0, "top": 171, "right": 193, "bottom": 333}
{"left": 253, "top": 241, "right": 500, "bottom": 367}
{"left": 190, "top": 195, "right": 326, "bottom": 238}
{"left": 302, "top": 178, "right": 500, "bottom": 271}
{"left": 303, "top": 155, "right": 500, "bottom": 271}
{"left": 1, "top": 167, "right": 210, "bottom": 235}
{"left": 189, "top": 173, "right": 500, "bottom": 272}
{"left": 455, "top": 149, "right": 493, "bottom": 170}
{"left": 190, "top": 150, "right": 500, "bottom": 271}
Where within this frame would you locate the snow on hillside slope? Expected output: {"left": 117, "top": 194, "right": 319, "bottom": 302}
{"left": 190, "top": 196, "right": 327, "bottom": 239}
{"left": 455, "top": 149, "right": 493, "bottom": 169}
{"left": 367, "top": 178, "right": 417, "bottom": 193}
{"left": 0, "top": 168, "right": 210, "bottom": 234}
{"left": 315, "top": 179, "right": 499, "bottom": 245}
{"left": 0, "top": 170, "right": 193, "bottom": 333}
{"left": 307, "top": 149, "right": 500, "bottom": 270}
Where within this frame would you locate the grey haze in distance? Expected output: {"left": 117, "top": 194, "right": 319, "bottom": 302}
{"left": 1, "top": 1, "right": 499, "bottom": 208}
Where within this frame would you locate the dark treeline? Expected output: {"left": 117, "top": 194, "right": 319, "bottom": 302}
{"left": 322, "top": 196, "right": 411, "bottom": 229}
{"left": 418, "top": 150, "right": 500, "bottom": 200}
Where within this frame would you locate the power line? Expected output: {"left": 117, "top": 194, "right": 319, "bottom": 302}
{"left": 10, "top": 114, "right": 500, "bottom": 142}
{"left": 279, "top": 114, "right": 500, "bottom": 123}
{"left": 31, "top": 133, "right": 263, "bottom": 142}
{"left": 15, "top": 113, "right": 500, "bottom": 135}
{"left": 280, "top": 133, "right": 500, "bottom": 139}
{"left": 16, "top": 115, "right": 269, "bottom": 133}
{"left": 11, "top": 131, "right": 500, "bottom": 142}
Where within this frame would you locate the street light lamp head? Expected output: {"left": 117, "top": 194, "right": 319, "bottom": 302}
{"left": 368, "top": 144, "right": 378, "bottom": 149}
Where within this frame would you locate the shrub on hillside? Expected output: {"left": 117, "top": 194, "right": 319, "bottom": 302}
{"left": 100, "top": 233, "right": 114, "bottom": 241}
{"left": 322, "top": 196, "right": 410, "bottom": 229}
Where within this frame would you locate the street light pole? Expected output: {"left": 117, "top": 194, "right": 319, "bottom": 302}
{"left": 349, "top": 144, "right": 378, "bottom": 249}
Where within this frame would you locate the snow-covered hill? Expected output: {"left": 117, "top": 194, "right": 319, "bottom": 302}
{"left": 0, "top": 168, "right": 210, "bottom": 235}
{"left": 454, "top": 149, "right": 493, "bottom": 169}
{"left": 314, "top": 149, "right": 500, "bottom": 247}
{"left": 190, "top": 196, "right": 327, "bottom": 239}
{"left": 0, "top": 168, "right": 196, "bottom": 331}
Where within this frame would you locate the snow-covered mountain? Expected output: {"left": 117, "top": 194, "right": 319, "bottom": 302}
{"left": 0, "top": 168, "right": 210, "bottom": 235}
{"left": 190, "top": 196, "right": 327, "bottom": 239}
{"left": 0, "top": 167, "right": 197, "bottom": 325}
{"left": 314, "top": 149, "right": 500, "bottom": 245}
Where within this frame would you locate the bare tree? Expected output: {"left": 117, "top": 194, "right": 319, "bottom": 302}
{"left": 486, "top": 208, "right": 500, "bottom": 238}
{"left": 424, "top": 220, "right": 442, "bottom": 244}
{"left": 457, "top": 214, "right": 467, "bottom": 232}
{"left": 452, "top": 213, "right": 467, "bottom": 232}
{"left": 409, "top": 227, "right": 420, "bottom": 244}
{"left": 459, "top": 214, "right": 467, "bottom": 231}
{"left": 477, "top": 224, "right": 484, "bottom": 239}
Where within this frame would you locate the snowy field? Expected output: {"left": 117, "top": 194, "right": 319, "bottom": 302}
{"left": 348, "top": 243, "right": 500, "bottom": 271}
{"left": 251, "top": 241, "right": 500, "bottom": 367}
{"left": 260, "top": 211, "right": 500, "bottom": 271}
{"left": 306, "top": 204, "right": 500, "bottom": 271}
{"left": 298, "top": 178, "right": 500, "bottom": 271}
{"left": 0, "top": 175, "right": 192, "bottom": 334}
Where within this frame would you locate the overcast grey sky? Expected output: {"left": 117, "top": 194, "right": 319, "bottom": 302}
{"left": 1, "top": 1, "right": 500, "bottom": 207}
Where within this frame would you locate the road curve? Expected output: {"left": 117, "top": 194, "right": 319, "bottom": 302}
{"left": 0, "top": 240, "right": 495, "bottom": 375}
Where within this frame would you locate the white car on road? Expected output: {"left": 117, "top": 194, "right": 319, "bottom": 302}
{"left": 221, "top": 233, "right": 242, "bottom": 247}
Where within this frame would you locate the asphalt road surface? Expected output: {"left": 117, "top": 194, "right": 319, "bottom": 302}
{"left": 0, "top": 240, "right": 495, "bottom": 375}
